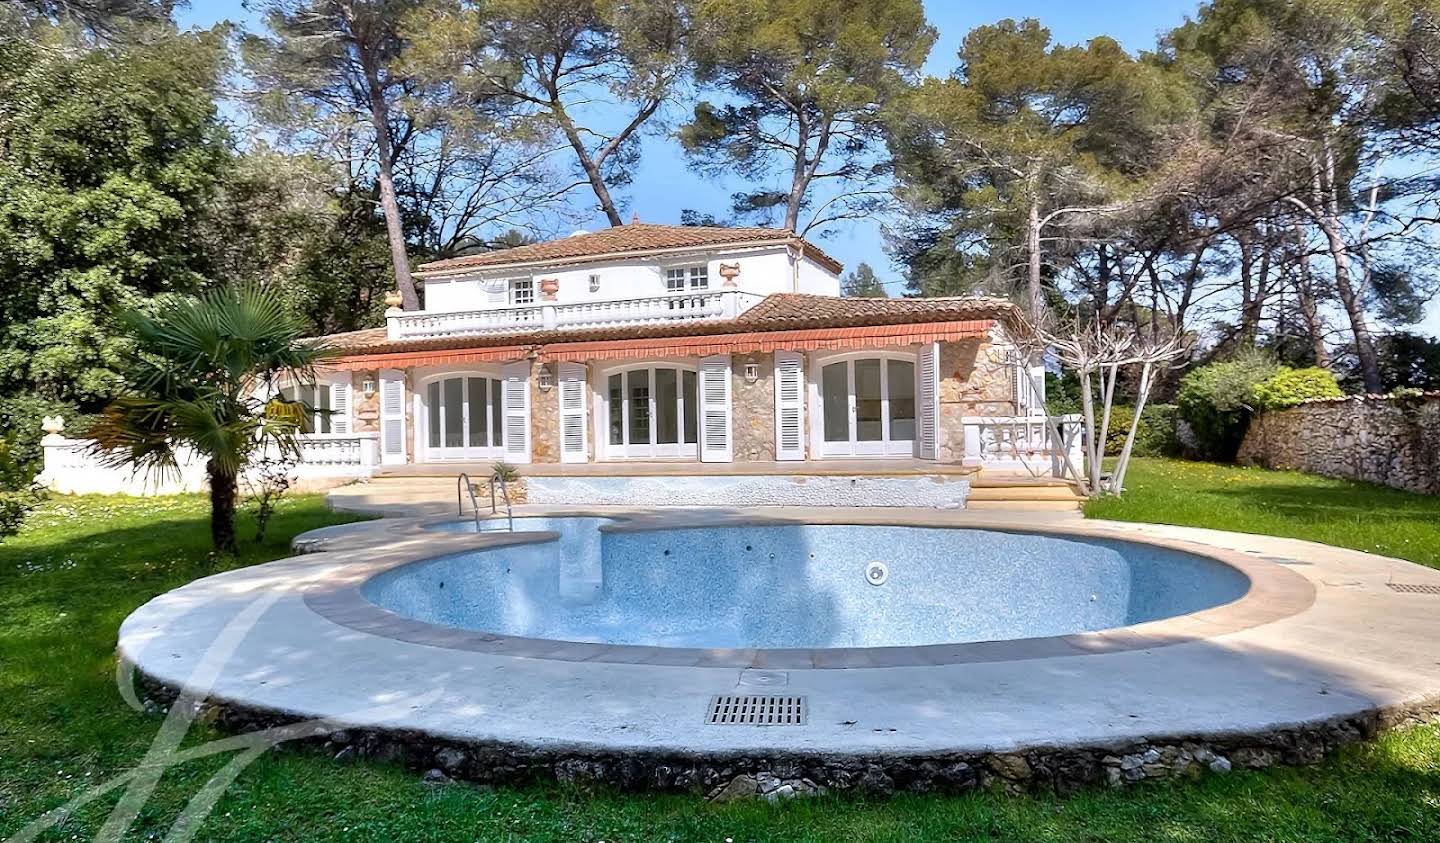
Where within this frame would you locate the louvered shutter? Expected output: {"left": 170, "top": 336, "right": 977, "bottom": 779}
{"left": 329, "top": 378, "right": 351, "bottom": 434}
{"left": 558, "top": 362, "right": 588, "bottom": 463}
{"left": 501, "top": 360, "right": 531, "bottom": 463}
{"left": 379, "top": 369, "right": 407, "bottom": 464}
{"left": 698, "top": 354, "right": 732, "bottom": 463}
{"left": 916, "top": 343, "right": 939, "bottom": 460}
{"left": 773, "top": 351, "right": 805, "bottom": 460}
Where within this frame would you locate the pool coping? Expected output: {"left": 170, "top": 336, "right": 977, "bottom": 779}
{"left": 299, "top": 512, "right": 1316, "bottom": 669}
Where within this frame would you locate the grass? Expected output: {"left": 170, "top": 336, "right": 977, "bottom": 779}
{"left": 0, "top": 472, "right": 1437, "bottom": 841}
{"left": 1085, "top": 457, "right": 1440, "bottom": 569}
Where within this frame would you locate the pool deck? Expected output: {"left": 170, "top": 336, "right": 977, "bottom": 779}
{"left": 118, "top": 501, "right": 1440, "bottom": 792}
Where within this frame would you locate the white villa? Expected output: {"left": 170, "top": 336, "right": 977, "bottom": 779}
{"left": 40, "top": 223, "right": 1079, "bottom": 502}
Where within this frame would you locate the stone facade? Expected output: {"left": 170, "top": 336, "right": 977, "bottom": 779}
{"left": 1238, "top": 393, "right": 1440, "bottom": 495}
{"left": 936, "top": 334, "right": 1021, "bottom": 463}
{"left": 388, "top": 339, "right": 1024, "bottom": 467}
{"left": 529, "top": 361, "right": 562, "bottom": 464}
{"left": 349, "top": 370, "right": 380, "bottom": 433}
{"left": 732, "top": 352, "right": 776, "bottom": 461}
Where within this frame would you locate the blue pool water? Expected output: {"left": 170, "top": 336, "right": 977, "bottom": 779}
{"left": 364, "top": 519, "right": 1250, "bottom": 649}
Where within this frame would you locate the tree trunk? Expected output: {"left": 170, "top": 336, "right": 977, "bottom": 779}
{"left": 783, "top": 110, "right": 812, "bottom": 233}
{"left": 552, "top": 104, "right": 624, "bottom": 227}
{"left": 1026, "top": 194, "right": 1044, "bottom": 322}
{"left": 207, "top": 460, "right": 239, "bottom": 556}
{"left": 1315, "top": 138, "right": 1382, "bottom": 392}
{"left": 359, "top": 51, "right": 420, "bottom": 311}
{"left": 1292, "top": 242, "right": 1332, "bottom": 369}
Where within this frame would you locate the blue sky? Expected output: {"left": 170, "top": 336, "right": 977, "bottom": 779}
{"left": 179, "top": 0, "right": 1440, "bottom": 337}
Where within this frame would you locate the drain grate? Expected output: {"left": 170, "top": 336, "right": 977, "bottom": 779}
{"left": 706, "top": 694, "right": 807, "bottom": 726}
{"left": 1387, "top": 582, "right": 1440, "bottom": 595}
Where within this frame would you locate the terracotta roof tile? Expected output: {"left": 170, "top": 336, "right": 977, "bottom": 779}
{"left": 318, "top": 294, "right": 1022, "bottom": 360}
{"left": 417, "top": 223, "right": 844, "bottom": 275}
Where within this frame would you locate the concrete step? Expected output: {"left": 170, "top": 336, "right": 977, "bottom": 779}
{"left": 965, "top": 485, "right": 1083, "bottom": 502}
{"left": 964, "top": 499, "right": 1083, "bottom": 512}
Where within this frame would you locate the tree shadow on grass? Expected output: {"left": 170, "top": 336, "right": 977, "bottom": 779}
{"left": 1202, "top": 482, "right": 1440, "bottom": 523}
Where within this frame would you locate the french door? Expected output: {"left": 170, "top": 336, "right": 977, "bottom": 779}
{"left": 604, "top": 366, "right": 699, "bottom": 459}
{"left": 423, "top": 375, "right": 505, "bottom": 460}
{"left": 818, "top": 356, "right": 917, "bottom": 456}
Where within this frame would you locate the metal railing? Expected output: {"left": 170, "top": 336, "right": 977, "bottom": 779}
{"left": 456, "top": 471, "right": 513, "bottom": 531}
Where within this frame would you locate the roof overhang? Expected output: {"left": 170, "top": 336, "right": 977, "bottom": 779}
{"left": 331, "top": 320, "right": 995, "bottom": 371}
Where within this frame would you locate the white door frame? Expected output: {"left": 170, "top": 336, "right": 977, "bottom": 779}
{"left": 414, "top": 367, "right": 509, "bottom": 463}
{"left": 591, "top": 360, "right": 701, "bottom": 461}
{"left": 808, "top": 350, "right": 919, "bottom": 458}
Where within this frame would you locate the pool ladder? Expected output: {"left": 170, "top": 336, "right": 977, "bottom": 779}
{"left": 456, "top": 471, "right": 514, "bottom": 532}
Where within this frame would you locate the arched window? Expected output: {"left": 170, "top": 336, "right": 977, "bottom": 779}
{"left": 420, "top": 373, "right": 505, "bottom": 460}
{"left": 600, "top": 364, "right": 699, "bottom": 459}
{"left": 814, "top": 353, "right": 916, "bottom": 457}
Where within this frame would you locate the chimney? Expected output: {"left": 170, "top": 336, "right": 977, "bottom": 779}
{"left": 630, "top": 211, "right": 640, "bottom": 224}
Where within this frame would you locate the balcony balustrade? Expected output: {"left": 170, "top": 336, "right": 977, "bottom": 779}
{"left": 387, "top": 290, "right": 760, "bottom": 341}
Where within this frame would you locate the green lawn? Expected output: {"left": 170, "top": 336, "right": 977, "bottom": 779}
{"left": 1086, "top": 457, "right": 1440, "bottom": 569}
{"left": 1, "top": 472, "right": 1439, "bottom": 841}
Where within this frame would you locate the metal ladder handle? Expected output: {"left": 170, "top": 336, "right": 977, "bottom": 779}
{"left": 456, "top": 472, "right": 483, "bottom": 529}
{"left": 493, "top": 472, "right": 514, "bottom": 532}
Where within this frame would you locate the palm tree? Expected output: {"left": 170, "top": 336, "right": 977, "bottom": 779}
{"left": 90, "top": 286, "right": 331, "bottom": 554}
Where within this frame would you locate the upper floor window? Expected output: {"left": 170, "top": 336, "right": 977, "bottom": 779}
{"left": 509, "top": 278, "right": 535, "bottom": 305}
{"left": 666, "top": 265, "right": 708, "bottom": 292}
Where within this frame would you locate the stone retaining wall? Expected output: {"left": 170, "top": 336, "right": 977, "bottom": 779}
{"left": 1237, "top": 393, "right": 1440, "bottom": 495}
{"left": 134, "top": 671, "right": 1440, "bottom": 798}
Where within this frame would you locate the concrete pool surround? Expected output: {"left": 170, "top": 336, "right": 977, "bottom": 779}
{"left": 119, "top": 505, "right": 1440, "bottom": 796}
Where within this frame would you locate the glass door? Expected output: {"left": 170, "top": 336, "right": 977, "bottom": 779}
{"left": 424, "top": 375, "right": 504, "bottom": 460}
{"left": 819, "top": 357, "right": 917, "bottom": 457}
{"left": 606, "top": 366, "right": 699, "bottom": 459}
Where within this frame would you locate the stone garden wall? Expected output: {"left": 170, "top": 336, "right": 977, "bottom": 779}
{"left": 1237, "top": 393, "right": 1440, "bottom": 495}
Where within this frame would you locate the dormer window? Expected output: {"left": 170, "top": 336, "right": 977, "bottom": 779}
{"left": 509, "top": 278, "right": 535, "bottom": 305}
{"left": 666, "top": 265, "right": 708, "bottom": 292}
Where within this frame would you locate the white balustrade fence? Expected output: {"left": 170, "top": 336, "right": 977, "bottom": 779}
{"left": 960, "top": 415, "right": 1085, "bottom": 478}
{"left": 387, "top": 290, "right": 760, "bottom": 341}
{"left": 38, "top": 433, "right": 380, "bottom": 496}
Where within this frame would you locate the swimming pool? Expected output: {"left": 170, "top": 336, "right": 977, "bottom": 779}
{"left": 361, "top": 518, "right": 1251, "bottom": 649}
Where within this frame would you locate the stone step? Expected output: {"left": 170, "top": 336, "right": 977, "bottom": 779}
{"left": 964, "top": 499, "right": 1083, "bottom": 512}
{"left": 965, "top": 485, "right": 1083, "bottom": 502}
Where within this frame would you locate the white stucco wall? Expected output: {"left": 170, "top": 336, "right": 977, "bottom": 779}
{"left": 419, "top": 245, "right": 837, "bottom": 312}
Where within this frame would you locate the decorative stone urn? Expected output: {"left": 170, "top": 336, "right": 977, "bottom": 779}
{"left": 383, "top": 290, "right": 404, "bottom": 310}
{"left": 41, "top": 415, "right": 65, "bottom": 444}
{"left": 718, "top": 262, "right": 741, "bottom": 288}
{"left": 540, "top": 278, "right": 560, "bottom": 301}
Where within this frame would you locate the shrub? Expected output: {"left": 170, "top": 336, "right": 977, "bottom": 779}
{"left": 0, "top": 440, "right": 44, "bottom": 543}
{"left": 1176, "top": 356, "right": 1281, "bottom": 461}
{"left": 1101, "top": 404, "right": 1180, "bottom": 458}
{"left": 1253, "top": 367, "right": 1343, "bottom": 409}
{"left": 0, "top": 394, "right": 94, "bottom": 483}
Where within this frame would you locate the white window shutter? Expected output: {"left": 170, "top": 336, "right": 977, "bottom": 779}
{"left": 698, "top": 354, "right": 732, "bottom": 462}
{"left": 501, "top": 361, "right": 531, "bottom": 463}
{"left": 379, "top": 369, "right": 406, "bottom": 464}
{"left": 773, "top": 351, "right": 805, "bottom": 460}
{"left": 916, "top": 343, "right": 939, "bottom": 460}
{"left": 329, "top": 378, "right": 351, "bottom": 434}
{"left": 558, "top": 362, "right": 588, "bottom": 463}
